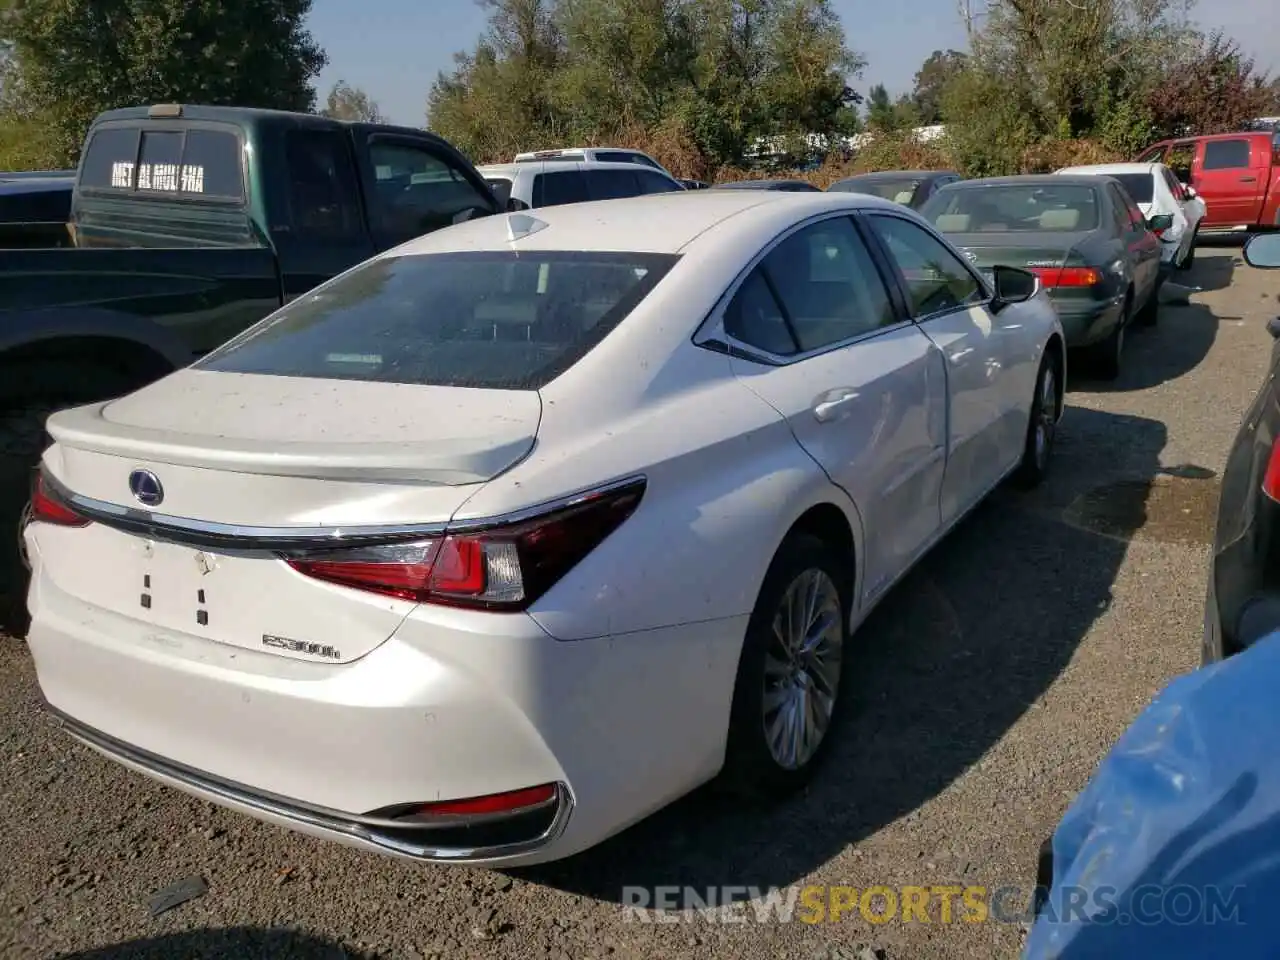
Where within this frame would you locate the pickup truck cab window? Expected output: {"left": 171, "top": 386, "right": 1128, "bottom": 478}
{"left": 283, "top": 128, "right": 362, "bottom": 240}
{"left": 367, "top": 138, "right": 495, "bottom": 244}
{"left": 534, "top": 171, "right": 590, "bottom": 207}
{"left": 79, "top": 123, "right": 245, "bottom": 201}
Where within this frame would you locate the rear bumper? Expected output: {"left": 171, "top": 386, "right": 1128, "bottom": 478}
{"left": 1049, "top": 297, "right": 1124, "bottom": 347}
{"left": 26, "top": 534, "right": 746, "bottom": 866}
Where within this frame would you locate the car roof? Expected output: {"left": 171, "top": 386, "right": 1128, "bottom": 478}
{"left": 1058, "top": 163, "right": 1159, "bottom": 176}
{"left": 477, "top": 160, "right": 673, "bottom": 176}
{"left": 387, "top": 190, "right": 908, "bottom": 257}
{"left": 835, "top": 170, "right": 952, "bottom": 181}
{"left": 710, "top": 179, "right": 817, "bottom": 190}
{"left": 942, "top": 174, "right": 1105, "bottom": 189}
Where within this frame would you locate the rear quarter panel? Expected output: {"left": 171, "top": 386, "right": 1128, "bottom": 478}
{"left": 0, "top": 247, "right": 282, "bottom": 360}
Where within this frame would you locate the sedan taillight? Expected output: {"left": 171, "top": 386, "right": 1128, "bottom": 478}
{"left": 284, "top": 478, "right": 645, "bottom": 611}
{"left": 1027, "top": 266, "right": 1101, "bottom": 288}
{"left": 30, "top": 473, "right": 90, "bottom": 527}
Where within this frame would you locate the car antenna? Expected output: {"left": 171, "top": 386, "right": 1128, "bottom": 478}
{"left": 506, "top": 212, "right": 548, "bottom": 243}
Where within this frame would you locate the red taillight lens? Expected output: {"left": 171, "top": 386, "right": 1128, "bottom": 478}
{"left": 1028, "top": 266, "right": 1101, "bottom": 287}
{"left": 30, "top": 474, "right": 90, "bottom": 527}
{"left": 407, "top": 783, "right": 557, "bottom": 819}
{"left": 284, "top": 479, "right": 645, "bottom": 611}
{"left": 1264, "top": 445, "right": 1280, "bottom": 502}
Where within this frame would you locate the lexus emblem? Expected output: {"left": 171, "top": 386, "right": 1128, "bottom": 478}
{"left": 128, "top": 469, "right": 164, "bottom": 507}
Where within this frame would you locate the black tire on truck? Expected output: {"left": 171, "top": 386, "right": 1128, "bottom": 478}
{"left": 0, "top": 362, "right": 145, "bottom": 638}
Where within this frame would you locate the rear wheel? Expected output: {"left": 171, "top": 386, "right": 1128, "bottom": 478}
{"left": 0, "top": 363, "right": 142, "bottom": 636}
{"left": 722, "top": 533, "right": 852, "bottom": 800}
{"left": 1013, "top": 351, "right": 1060, "bottom": 489}
{"left": 1178, "top": 225, "right": 1199, "bottom": 271}
{"left": 1089, "top": 293, "right": 1129, "bottom": 381}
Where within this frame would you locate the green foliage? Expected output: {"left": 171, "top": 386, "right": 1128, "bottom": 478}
{"left": 910, "top": 49, "right": 966, "bottom": 124}
{"left": 0, "top": 0, "right": 326, "bottom": 167}
{"left": 427, "top": 0, "right": 864, "bottom": 167}
{"left": 321, "top": 80, "right": 385, "bottom": 123}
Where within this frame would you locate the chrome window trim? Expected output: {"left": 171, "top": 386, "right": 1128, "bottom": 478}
{"left": 40, "top": 469, "right": 647, "bottom": 554}
{"left": 691, "top": 208, "right": 916, "bottom": 366}
{"left": 862, "top": 209, "right": 998, "bottom": 319}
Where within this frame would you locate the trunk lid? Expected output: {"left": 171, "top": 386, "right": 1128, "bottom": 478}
{"left": 36, "top": 369, "right": 541, "bottom": 663}
{"left": 943, "top": 231, "right": 1092, "bottom": 281}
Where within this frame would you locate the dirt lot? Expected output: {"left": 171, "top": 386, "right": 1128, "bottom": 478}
{"left": 1, "top": 244, "right": 1276, "bottom": 960}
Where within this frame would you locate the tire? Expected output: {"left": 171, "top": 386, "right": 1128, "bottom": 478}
{"left": 721, "top": 533, "right": 852, "bottom": 800}
{"left": 1013, "top": 351, "right": 1060, "bottom": 489}
{"left": 1136, "top": 284, "right": 1159, "bottom": 328}
{"left": 0, "top": 362, "right": 141, "bottom": 636}
{"left": 1178, "top": 225, "right": 1198, "bottom": 271}
{"left": 1089, "top": 293, "right": 1129, "bottom": 381}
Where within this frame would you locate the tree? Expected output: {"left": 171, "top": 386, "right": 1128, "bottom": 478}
{"left": 321, "top": 80, "right": 385, "bottom": 122}
{"left": 865, "top": 83, "right": 896, "bottom": 131}
{"left": 1, "top": 0, "right": 326, "bottom": 166}
{"left": 427, "top": 0, "right": 864, "bottom": 168}
{"left": 1145, "top": 31, "right": 1278, "bottom": 137}
{"left": 911, "top": 49, "right": 966, "bottom": 124}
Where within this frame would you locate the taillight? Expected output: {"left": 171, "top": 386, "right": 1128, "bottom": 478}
{"left": 1264, "top": 445, "right": 1280, "bottom": 502}
{"left": 1027, "top": 266, "right": 1101, "bottom": 287}
{"left": 30, "top": 473, "right": 90, "bottom": 527}
{"left": 284, "top": 478, "right": 645, "bottom": 611}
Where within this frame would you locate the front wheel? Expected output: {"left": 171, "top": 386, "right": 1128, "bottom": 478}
{"left": 721, "top": 533, "right": 851, "bottom": 800}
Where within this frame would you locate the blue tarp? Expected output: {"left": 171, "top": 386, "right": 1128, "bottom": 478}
{"left": 1025, "top": 630, "right": 1280, "bottom": 958}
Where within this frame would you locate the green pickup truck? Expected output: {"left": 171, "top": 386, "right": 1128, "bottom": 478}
{"left": 0, "top": 103, "right": 504, "bottom": 632}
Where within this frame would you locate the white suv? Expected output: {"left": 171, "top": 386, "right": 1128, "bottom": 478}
{"left": 478, "top": 159, "right": 686, "bottom": 210}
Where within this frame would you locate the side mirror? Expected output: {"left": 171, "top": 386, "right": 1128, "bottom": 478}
{"left": 1146, "top": 213, "right": 1174, "bottom": 233}
{"left": 1183, "top": 184, "right": 1198, "bottom": 199}
{"left": 1244, "top": 233, "right": 1280, "bottom": 269}
{"left": 990, "top": 264, "right": 1039, "bottom": 308}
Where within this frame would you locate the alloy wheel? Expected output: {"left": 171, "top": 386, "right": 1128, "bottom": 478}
{"left": 1034, "top": 367, "right": 1057, "bottom": 469}
{"left": 761, "top": 567, "right": 843, "bottom": 770}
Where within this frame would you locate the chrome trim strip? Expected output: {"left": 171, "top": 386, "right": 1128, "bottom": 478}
{"left": 41, "top": 470, "right": 646, "bottom": 553}
{"left": 48, "top": 706, "right": 575, "bottom": 864}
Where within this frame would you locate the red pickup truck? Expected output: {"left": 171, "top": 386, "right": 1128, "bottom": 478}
{"left": 1137, "top": 130, "right": 1280, "bottom": 234}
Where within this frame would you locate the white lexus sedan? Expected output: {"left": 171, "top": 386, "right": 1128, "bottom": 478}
{"left": 24, "top": 191, "right": 1064, "bottom": 867}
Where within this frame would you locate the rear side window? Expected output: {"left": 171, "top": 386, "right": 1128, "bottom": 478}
{"left": 284, "top": 129, "right": 363, "bottom": 240}
{"left": 79, "top": 125, "right": 244, "bottom": 200}
{"left": 1110, "top": 173, "right": 1154, "bottom": 204}
{"left": 196, "top": 250, "right": 680, "bottom": 389}
{"left": 534, "top": 171, "right": 590, "bottom": 207}
{"left": 1203, "top": 139, "right": 1251, "bottom": 171}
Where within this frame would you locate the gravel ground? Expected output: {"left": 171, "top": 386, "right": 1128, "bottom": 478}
{"left": 1, "top": 245, "right": 1276, "bottom": 960}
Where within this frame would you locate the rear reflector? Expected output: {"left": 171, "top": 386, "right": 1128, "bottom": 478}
{"left": 31, "top": 473, "right": 90, "bottom": 527}
{"left": 1027, "top": 266, "right": 1101, "bottom": 287}
{"left": 285, "top": 478, "right": 645, "bottom": 611}
{"left": 406, "top": 784, "right": 557, "bottom": 819}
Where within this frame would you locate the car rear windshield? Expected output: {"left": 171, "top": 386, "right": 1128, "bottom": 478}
{"left": 196, "top": 250, "right": 680, "bottom": 389}
{"left": 1108, "top": 173, "right": 1154, "bottom": 204}
{"left": 833, "top": 178, "right": 921, "bottom": 204}
{"left": 79, "top": 124, "right": 245, "bottom": 201}
{"left": 921, "top": 184, "right": 1100, "bottom": 232}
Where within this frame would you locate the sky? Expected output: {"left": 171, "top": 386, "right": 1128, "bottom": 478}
{"left": 308, "top": 0, "right": 1280, "bottom": 127}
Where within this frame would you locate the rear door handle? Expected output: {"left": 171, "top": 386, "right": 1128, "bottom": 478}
{"left": 813, "top": 388, "right": 860, "bottom": 422}
{"left": 1241, "top": 176, "right": 1257, "bottom": 183}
